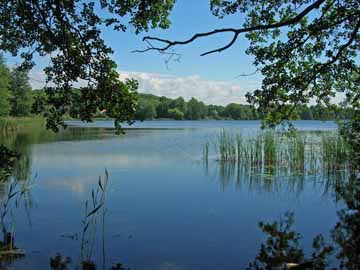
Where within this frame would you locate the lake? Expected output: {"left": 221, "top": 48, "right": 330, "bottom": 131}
{"left": 0, "top": 120, "right": 355, "bottom": 270}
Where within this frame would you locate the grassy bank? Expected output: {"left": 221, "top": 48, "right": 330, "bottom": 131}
{"left": 0, "top": 117, "right": 47, "bottom": 182}
{"left": 0, "top": 117, "right": 46, "bottom": 134}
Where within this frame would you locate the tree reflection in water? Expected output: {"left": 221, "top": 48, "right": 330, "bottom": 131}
{"left": 0, "top": 145, "right": 19, "bottom": 181}
{"left": 332, "top": 175, "right": 360, "bottom": 270}
{"left": 50, "top": 253, "right": 72, "bottom": 270}
{"left": 49, "top": 252, "right": 129, "bottom": 270}
{"left": 249, "top": 174, "right": 360, "bottom": 270}
{"left": 248, "top": 212, "right": 333, "bottom": 270}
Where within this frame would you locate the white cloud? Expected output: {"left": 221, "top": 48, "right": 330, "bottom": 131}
{"left": 118, "top": 71, "right": 256, "bottom": 105}
{"left": 29, "top": 69, "right": 258, "bottom": 105}
{"left": 28, "top": 69, "right": 48, "bottom": 89}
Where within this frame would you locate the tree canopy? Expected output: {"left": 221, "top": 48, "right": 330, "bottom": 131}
{"left": 9, "top": 69, "right": 33, "bottom": 117}
{"left": 0, "top": 55, "right": 35, "bottom": 118}
{"left": 137, "top": 0, "right": 360, "bottom": 127}
{"left": 0, "top": 55, "right": 11, "bottom": 117}
{"left": 0, "top": 0, "right": 175, "bottom": 130}
{"left": 1, "top": 0, "right": 359, "bottom": 131}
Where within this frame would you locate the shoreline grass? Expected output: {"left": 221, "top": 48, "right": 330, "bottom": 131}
{"left": 0, "top": 117, "right": 46, "bottom": 135}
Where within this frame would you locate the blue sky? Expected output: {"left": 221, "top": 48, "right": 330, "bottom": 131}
{"left": 106, "top": 1, "right": 255, "bottom": 79}
{"left": 26, "top": 1, "right": 263, "bottom": 105}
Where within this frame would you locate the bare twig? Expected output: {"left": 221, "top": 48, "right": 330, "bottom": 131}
{"left": 234, "top": 68, "right": 261, "bottom": 78}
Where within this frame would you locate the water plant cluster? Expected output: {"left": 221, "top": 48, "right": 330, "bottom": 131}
{"left": 204, "top": 130, "right": 353, "bottom": 179}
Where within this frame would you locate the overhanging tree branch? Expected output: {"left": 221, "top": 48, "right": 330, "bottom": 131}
{"left": 134, "top": 0, "right": 326, "bottom": 56}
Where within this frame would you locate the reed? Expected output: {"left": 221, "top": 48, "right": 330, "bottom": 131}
{"left": 0, "top": 177, "right": 34, "bottom": 260}
{"left": 80, "top": 170, "right": 109, "bottom": 270}
{"left": 0, "top": 117, "right": 45, "bottom": 136}
{"left": 263, "top": 131, "right": 277, "bottom": 166}
{"left": 204, "top": 130, "right": 352, "bottom": 182}
{"left": 320, "top": 132, "right": 351, "bottom": 172}
{"left": 202, "top": 141, "right": 209, "bottom": 162}
{"left": 287, "top": 133, "right": 306, "bottom": 173}
{"left": 216, "top": 129, "right": 237, "bottom": 162}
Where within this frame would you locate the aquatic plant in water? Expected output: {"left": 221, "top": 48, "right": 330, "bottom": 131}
{"left": 80, "top": 170, "right": 109, "bottom": 270}
{"left": 202, "top": 130, "right": 356, "bottom": 194}
{"left": 205, "top": 130, "right": 353, "bottom": 179}
{"left": 0, "top": 178, "right": 34, "bottom": 264}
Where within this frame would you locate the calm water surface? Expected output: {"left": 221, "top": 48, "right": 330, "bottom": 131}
{"left": 0, "top": 120, "right": 346, "bottom": 269}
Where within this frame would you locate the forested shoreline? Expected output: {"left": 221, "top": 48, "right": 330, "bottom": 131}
{"left": 133, "top": 93, "right": 352, "bottom": 121}
{"left": 0, "top": 55, "right": 354, "bottom": 123}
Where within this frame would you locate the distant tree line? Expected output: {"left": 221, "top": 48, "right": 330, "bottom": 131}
{"left": 0, "top": 54, "right": 354, "bottom": 122}
{"left": 134, "top": 93, "right": 353, "bottom": 121}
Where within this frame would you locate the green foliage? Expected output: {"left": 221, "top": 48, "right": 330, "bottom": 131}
{"left": 223, "top": 103, "right": 257, "bottom": 120}
{"left": 210, "top": 0, "right": 360, "bottom": 129}
{"left": 9, "top": 69, "right": 33, "bottom": 116}
{"left": 186, "top": 97, "right": 207, "bottom": 120}
{"left": 207, "top": 105, "right": 223, "bottom": 119}
{"left": 339, "top": 111, "right": 360, "bottom": 169}
{"left": 209, "top": 0, "right": 360, "bottom": 127}
{"left": 2, "top": 0, "right": 357, "bottom": 131}
{"left": 135, "top": 97, "right": 157, "bottom": 120}
{"left": 169, "top": 97, "right": 187, "bottom": 113}
{"left": 140, "top": 0, "right": 360, "bottom": 130}
{"left": 134, "top": 93, "right": 352, "bottom": 121}
{"left": 0, "top": 0, "right": 175, "bottom": 131}
{"left": 0, "top": 55, "right": 11, "bottom": 117}
{"left": 156, "top": 96, "right": 171, "bottom": 118}
{"left": 168, "top": 108, "right": 184, "bottom": 120}
{"left": 31, "top": 89, "right": 48, "bottom": 115}
{"left": 168, "top": 97, "right": 186, "bottom": 119}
